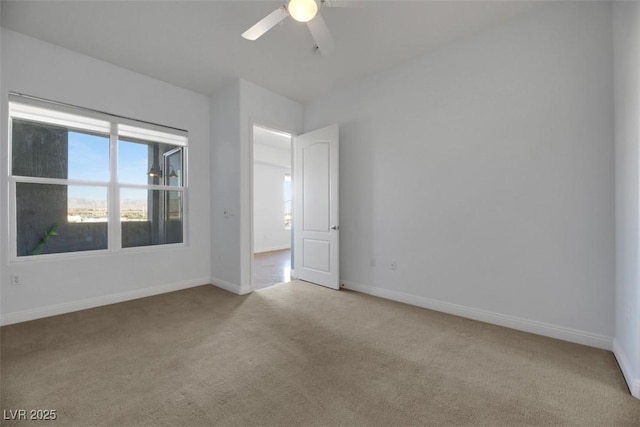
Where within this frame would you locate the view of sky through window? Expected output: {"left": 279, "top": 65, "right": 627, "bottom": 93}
{"left": 67, "top": 133, "right": 162, "bottom": 222}
{"left": 68, "top": 132, "right": 109, "bottom": 181}
{"left": 118, "top": 140, "right": 150, "bottom": 185}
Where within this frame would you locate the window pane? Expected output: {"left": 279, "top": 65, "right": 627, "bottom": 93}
{"left": 165, "top": 148, "right": 183, "bottom": 187}
{"left": 118, "top": 138, "right": 183, "bottom": 186}
{"left": 16, "top": 183, "right": 108, "bottom": 257}
{"left": 67, "top": 186, "right": 109, "bottom": 223}
{"left": 12, "top": 119, "right": 68, "bottom": 179}
{"left": 68, "top": 131, "right": 110, "bottom": 181}
{"left": 118, "top": 140, "right": 148, "bottom": 185}
{"left": 121, "top": 188, "right": 183, "bottom": 248}
{"left": 12, "top": 119, "right": 109, "bottom": 181}
{"left": 10, "top": 98, "right": 189, "bottom": 258}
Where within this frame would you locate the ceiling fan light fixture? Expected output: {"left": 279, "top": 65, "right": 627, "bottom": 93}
{"left": 288, "top": 0, "right": 318, "bottom": 23}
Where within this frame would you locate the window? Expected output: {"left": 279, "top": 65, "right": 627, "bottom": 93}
{"left": 9, "top": 95, "right": 187, "bottom": 258}
{"left": 284, "top": 173, "right": 292, "bottom": 229}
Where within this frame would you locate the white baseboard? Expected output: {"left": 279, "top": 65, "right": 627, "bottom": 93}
{"left": 254, "top": 245, "right": 291, "bottom": 254}
{"left": 1, "top": 277, "right": 210, "bottom": 326}
{"left": 613, "top": 339, "right": 640, "bottom": 399}
{"left": 341, "top": 280, "right": 613, "bottom": 351}
{"left": 211, "top": 277, "right": 252, "bottom": 295}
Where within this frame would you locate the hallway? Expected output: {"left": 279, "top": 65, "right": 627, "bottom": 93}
{"left": 253, "top": 249, "right": 291, "bottom": 290}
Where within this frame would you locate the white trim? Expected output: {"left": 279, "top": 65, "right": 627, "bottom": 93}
{"left": 341, "top": 280, "right": 613, "bottom": 351}
{"left": 12, "top": 176, "right": 110, "bottom": 186}
{"left": 0, "top": 277, "right": 209, "bottom": 326}
{"left": 109, "top": 122, "right": 120, "bottom": 252}
{"left": 211, "top": 277, "right": 252, "bottom": 295}
{"left": 248, "top": 122, "right": 256, "bottom": 291}
{"left": 113, "top": 183, "right": 185, "bottom": 191}
{"left": 256, "top": 126, "right": 293, "bottom": 139}
{"left": 254, "top": 159, "right": 292, "bottom": 169}
{"left": 10, "top": 100, "right": 111, "bottom": 134}
{"left": 254, "top": 245, "right": 291, "bottom": 254}
{"left": 613, "top": 339, "right": 640, "bottom": 399}
{"left": 9, "top": 92, "right": 187, "bottom": 135}
{"left": 118, "top": 123, "right": 187, "bottom": 146}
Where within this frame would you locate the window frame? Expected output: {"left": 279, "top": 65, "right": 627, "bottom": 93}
{"left": 8, "top": 93, "right": 189, "bottom": 263}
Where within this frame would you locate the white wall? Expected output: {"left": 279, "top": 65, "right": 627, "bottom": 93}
{"left": 210, "top": 81, "right": 241, "bottom": 291}
{"left": 253, "top": 142, "right": 291, "bottom": 253}
{"left": 253, "top": 163, "right": 291, "bottom": 253}
{"left": 304, "top": 2, "right": 615, "bottom": 349}
{"left": 253, "top": 143, "right": 290, "bottom": 169}
{"left": 0, "top": 30, "right": 212, "bottom": 324}
{"left": 613, "top": 1, "right": 640, "bottom": 399}
{"left": 210, "top": 79, "right": 302, "bottom": 294}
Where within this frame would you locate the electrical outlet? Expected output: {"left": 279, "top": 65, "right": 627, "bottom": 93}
{"left": 390, "top": 261, "right": 397, "bottom": 271}
{"left": 10, "top": 275, "right": 21, "bottom": 286}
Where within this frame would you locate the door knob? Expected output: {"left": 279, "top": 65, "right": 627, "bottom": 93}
{"left": 330, "top": 225, "right": 339, "bottom": 230}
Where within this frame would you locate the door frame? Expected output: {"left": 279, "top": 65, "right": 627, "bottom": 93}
{"left": 249, "top": 120, "right": 295, "bottom": 291}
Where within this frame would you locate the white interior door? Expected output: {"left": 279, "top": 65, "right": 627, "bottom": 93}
{"left": 294, "top": 124, "right": 339, "bottom": 289}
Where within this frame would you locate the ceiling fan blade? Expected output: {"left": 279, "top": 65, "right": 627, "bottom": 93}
{"left": 242, "top": 6, "right": 289, "bottom": 41}
{"left": 306, "top": 13, "right": 335, "bottom": 54}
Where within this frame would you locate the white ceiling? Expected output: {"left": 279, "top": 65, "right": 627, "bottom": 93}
{"left": 0, "top": 0, "right": 545, "bottom": 103}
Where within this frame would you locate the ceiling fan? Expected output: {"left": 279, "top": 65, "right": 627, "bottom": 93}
{"left": 242, "top": 0, "right": 351, "bottom": 54}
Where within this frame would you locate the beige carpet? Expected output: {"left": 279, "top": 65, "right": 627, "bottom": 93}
{"left": 1, "top": 280, "right": 639, "bottom": 426}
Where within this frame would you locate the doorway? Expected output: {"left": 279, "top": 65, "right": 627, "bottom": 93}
{"left": 252, "top": 125, "right": 293, "bottom": 290}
